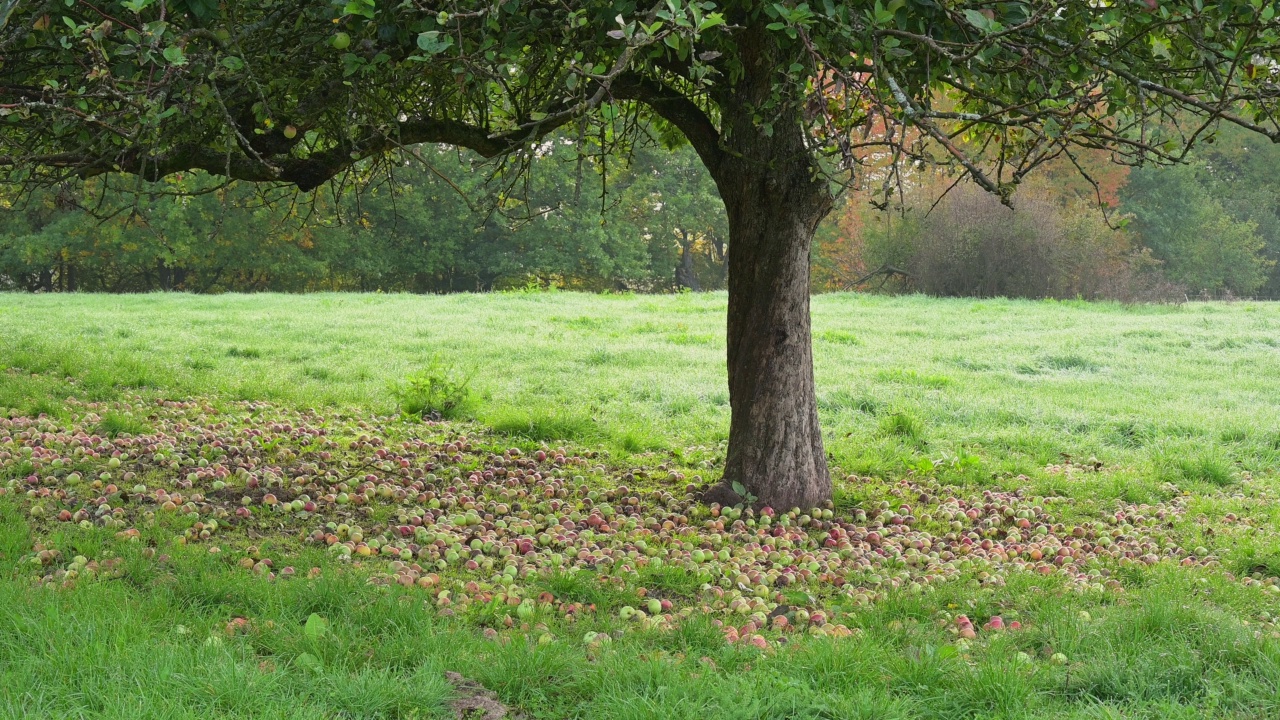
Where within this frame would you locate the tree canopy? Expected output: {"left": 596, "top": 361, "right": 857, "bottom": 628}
{"left": 3, "top": 0, "right": 1278, "bottom": 196}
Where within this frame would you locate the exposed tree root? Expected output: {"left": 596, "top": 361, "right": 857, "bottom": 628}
{"left": 445, "top": 671, "right": 520, "bottom": 720}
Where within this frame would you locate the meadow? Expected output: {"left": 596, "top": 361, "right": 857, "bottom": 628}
{"left": 5, "top": 292, "right": 1280, "bottom": 490}
{"left": 1, "top": 292, "right": 1279, "bottom": 719}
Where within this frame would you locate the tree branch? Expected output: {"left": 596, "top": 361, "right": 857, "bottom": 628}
{"left": 611, "top": 74, "right": 725, "bottom": 178}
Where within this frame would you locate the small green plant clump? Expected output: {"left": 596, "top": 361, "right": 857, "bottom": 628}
{"left": 390, "top": 356, "right": 473, "bottom": 419}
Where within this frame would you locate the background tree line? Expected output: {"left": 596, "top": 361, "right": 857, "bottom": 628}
{"left": 0, "top": 141, "right": 727, "bottom": 294}
{"left": 815, "top": 123, "right": 1280, "bottom": 300}
{"left": 4, "top": 123, "right": 1278, "bottom": 300}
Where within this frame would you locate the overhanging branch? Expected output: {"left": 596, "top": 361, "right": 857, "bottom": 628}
{"left": 611, "top": 74, "right": 725, "bottom": 178}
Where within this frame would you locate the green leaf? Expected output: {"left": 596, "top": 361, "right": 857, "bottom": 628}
{"left": 220, "top": 56, "right": 245, "bottom": 71}
{"left": 962, "top": 9, "right": 994, "bottom": 32}
{"left": 342, "top": 0, "right": 375, "bottom": 19}
{"left": 698, "top": 14, "right": 725, "bottom": 31}
{"left": 1149, "top": 35, "right": 1171, "bottom": 59}
{"left": 341, "top": 54, "right": 364, "bottom": 75}
{"left": 416, "top": 31, "right": 454, "bottom": 54}
{"left": 295, "top": 652, "right": 324, "bottom": 673}
{"left": 162, "top": 46, "right": 187, "bottom": 66}
{"left": 304, "top": 613, "right": 329, "bottom": 640}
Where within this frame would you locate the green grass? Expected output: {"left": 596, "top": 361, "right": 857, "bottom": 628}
{"left": 2, "top": 292, "right": 1280, "bottom": 718}
{"left": 2, "top": 507, "right": 1278, "bottom": 720}
{"left": 3, "top": 293, "right": 1280, "bottom": 494}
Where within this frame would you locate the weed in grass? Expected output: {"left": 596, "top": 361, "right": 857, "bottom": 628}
{"left": 876, "top": 368, "right": 953, "bottom": 388}
{"left": 227, "top": 346, "right": 263, "bottom": 359}
{"left": 302, "top": 365, "right": 334, "bottom": 381}
{"left": 1107, "top": 420, "right": 1155, "bottom": 448}
{"left": 488, "top": 407, "right": 597, "bottom": 443}
{"left": 1226, "top": 543, "right": 1280, "bottom": 579}
{"left": 584, "top": 347, "right": 618, "bottom": 366}
{"left": 950, "top": 356, "right": 997, "bottom": 371}
{"left": 1219, "top": 426, "right": 1249, "bottom": 444}
{"left": 1040, "top": 354, "right": 1102, "bottom": 372}
{"left": 879, "top": 412, "right": 925, "bottom": 442}
{"left": 185, "top": 356, "right": 217, "bottom": 370}
{"left": 389, "top": 355, "right": 473, "bottom": 419}
{"left": 816, "top": 329, "right": 861, "bottom": 345}
{"left": 667, "top": 331, "right": 717, "bottom": 346}
{"left": 1176, "top": 450, "right": 1236, "bottom": 487}
{"left": 660, "top": 396, "right": 696, "bottom": 418}
{"left": 819, "top": 390, "right": 881, "bottom": 415}
{"left": 618, "top": 427, "right": 663, "bottom": 453}
{"left": 94, "top": 410, "right": 149, "bottom": 438}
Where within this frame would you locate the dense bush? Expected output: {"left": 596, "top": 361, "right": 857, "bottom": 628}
{"left": 854, "top": 184, "right": 1181, "bottom": 301}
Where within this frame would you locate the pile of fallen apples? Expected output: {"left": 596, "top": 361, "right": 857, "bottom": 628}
{"left": 4, "top": 393, "right": 1279, "bottom": 648}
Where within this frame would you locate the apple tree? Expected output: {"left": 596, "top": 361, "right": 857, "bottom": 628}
{"left": 3, "top": 0, "right": 1279, "bottom": 509}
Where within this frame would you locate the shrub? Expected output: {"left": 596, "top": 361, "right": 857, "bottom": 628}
{"left": 846, "top": 181, "right": 1185, "bottom": 302}
{"left": 389, "top": 356, "right": 473, "bottom": 419}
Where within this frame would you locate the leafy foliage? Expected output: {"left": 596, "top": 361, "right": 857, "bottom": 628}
{"left": 390, "top": 356, "right": 473, "bottom": 419}
{"left": 1, "top": 0, "right": 1277, "bottom": 202}
{"left": 1121, "top": 123, "right": 1280, "bottom": 296}
{"left": 0, "top": 144, "right": 727, "bottom": 292}
{"left": 828, "top": 179, "right": 1176, "bottom": 301}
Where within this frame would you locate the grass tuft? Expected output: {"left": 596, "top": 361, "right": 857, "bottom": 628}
{"left": 817, "top": 329, "right": 862, "bottom": 345}
{"left": 1040, "top": 353, "right": 1101, "bottom": 372}
{"left": 879, "top": 412, "right": 925, "bottom": 442}
{"left": 95, "top": 410, "right": 150, "bottom": 438}
{"left": 488, "top": 408, "right": 598, "bottom": 443}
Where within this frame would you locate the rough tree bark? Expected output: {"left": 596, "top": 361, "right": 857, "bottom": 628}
{"left": 700, "top": 26, "right": 835, "bottom": 511}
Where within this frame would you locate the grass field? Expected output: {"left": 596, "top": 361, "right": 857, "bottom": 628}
{"left": 5, "top": 292, "right": 1280, "bottom": 491}
{"left": 2, "top": 292, "right": 1280, "bottom": 719}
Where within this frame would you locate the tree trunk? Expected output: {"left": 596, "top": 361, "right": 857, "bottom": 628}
{"left": 708, "top": 171, "right": 832, "bottom": 511}
{"left": 702, "top": 32, "right": 835, "bottom": 511}
{"left": 675, "top": 231, "right": 701, "bottom": 291}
